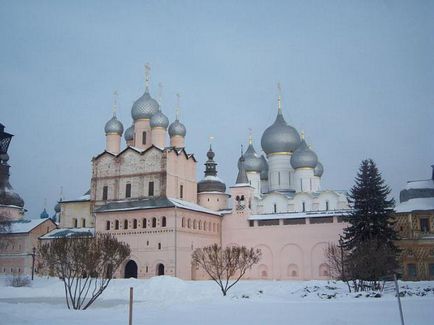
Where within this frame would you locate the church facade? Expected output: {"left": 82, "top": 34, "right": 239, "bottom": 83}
{"left": 83, "top": 68, "right": 350, "bottom": 280}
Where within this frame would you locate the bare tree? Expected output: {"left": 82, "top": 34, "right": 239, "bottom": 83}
{"left": 192, "top": 244, "right": 261, "bottom": 296}
{"left": 326, "top": 242, "right": 351, "bottom": 292}
{"left": 38, "top": 233, "right": 130, "bottom": 310}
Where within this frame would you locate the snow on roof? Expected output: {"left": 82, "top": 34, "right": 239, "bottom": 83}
{"left": 40, "top": 227, "right": 95, "bottom": 240}
{"left": 168, "top": 198, "right": 222, "bottom": 216}
{"left": 249, "top": 209, "right": 351, "bottom": 221}
{"left": 5, "top": 219, "right": 52, "bottom": 234}
{"left": 230, "top": 183, "right": 253, "bottom": 188}
{"left": 200, "top": 175, "right": 224, "bottom": 182}
{"left": 395, "top": 198, "right": 434, "bottom": 213}
{"left": 405, "top": 179, "right": 434, "bottom": 190}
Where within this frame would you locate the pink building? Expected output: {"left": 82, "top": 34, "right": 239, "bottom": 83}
{"left": 79, "top": 69, "right": 350, "bottom": 280}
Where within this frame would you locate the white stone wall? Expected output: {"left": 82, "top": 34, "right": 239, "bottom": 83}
{"left": 267, "top": 154, "right": 294, "bottom": 192}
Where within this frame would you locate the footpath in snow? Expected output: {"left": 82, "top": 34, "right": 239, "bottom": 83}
{"left": 0, "top": 276, "right": 433, "bottom": 325}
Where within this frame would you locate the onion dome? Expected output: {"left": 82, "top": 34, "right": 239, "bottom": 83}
{"left": 238, "top": 141, "right": 262, "bottom": 173}
{"left": 260, "top": 155, "right": 269, "bottom": 180}
{"left": 0, "top": 187, "right": 24, "bottom": 207}
{"left": 314, "top": 161, "right": 324, "bottom": 177}
{"left": 54, "top": 201, "right": 61, "bottom": 213}
{"left": 131, "top": 89, "right": 159, "bottom": 121}
{"left": 290, "top": 139, "right": 318, "bottom": 169}
{"left": 168, "top": 119, "right": 186, "bottom": 137}
{"left": 104, "top": 115, "right": 124, "bottom": 135}
{"left": 40, "top": 208, "right": 49, "bottom": 219}
{"left": 150, "top": 110, "right": 169, "bottom": 129}
{"left": 198, "top": 146, "right": 226, "bottom": 193}
{"left": 236, "top": 151, "right": 249, "bottom": 184}
{"left": 261, "top": 91, "right": 301, "bottom": 155}
{"left": 124, "top": 124, "right": 134, "bottom": 142}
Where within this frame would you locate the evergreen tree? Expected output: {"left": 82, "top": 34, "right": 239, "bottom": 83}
{"left": 343, "top": 159, "right": 397, "bottom": 250}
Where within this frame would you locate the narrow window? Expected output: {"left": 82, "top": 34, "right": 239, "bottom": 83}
{"left": 126, "top": 183, "right": 131, "bottom": 198}
{"left": 73, "top": 218, "right": 78, "bottom": 228}
{"left": 182, "top": 217, "right": 185, "bottom": 228}
{"left": 115, "top": 220, "right": 119, "bottom": 230}
{"left": 180, "top": 185, "right": 184, "bottom": 199}
{"left": 146, "top": 266, "right": 148, "bottom": 272}
{"left": 124, "top": 220, "right": 128, "bottom": 229}
{"left": 148, "top": 181, "right": 154, "bottom": 196}
{"left": 162, "top": 216, "right": 167, "bottom": 227}
{"left": 142, "top": 218, "right": 147, "bottom": 228}
{"left": 102, "top": 186, "right": 108, "bottom": 200}
{"left": 302, "top": 202, "right": 306, "bottom": 212}
{"left": 133, "top": 219, "right": 137, "bottom": 229}
{"left": 249, "top": 220, "right": 254, "bottom": 227}
{"left": 193, "top": 220, "right": 197, "bottom": 230}
{"left": 188, "top": 219, "right": 191, "bottom": 228}
{"left": 142, "top": 131, "right": 147, "bottom": 145}
{"left": 152, "top": 217, "right": 157, "bottom": 228}
{"left": 273, "top": 203, "right": 277, "bottom": 213}
{"left": 278, "top": 172, "right": 281, "bottom": 185}
{"left": 288, "top": 173, "right": 291, "bottom": 186}
{"left": 106, "top": 221, "right": 110, "bottom": 230}
{"left": 300, "top": 179, "right": 303, "bottom": 192}
{"left": 82, "top": 218, "right": 86, "bottom": 228}
{"left": 158, "top": 243, "right": 161, "bottom": 250}
{"left": 203, "top": 221, "right": 207, "bottom": 231}
{"left": 198, "top": 220, "right": 202, "bottom": 230}
{"left": 420, "top": 218, "right": 430, "bottom": 232}
{"left": 310, "top": 178, "right": 312, "bottom": 191}
{"left": 326, "top": 201, "right": 329, "bottom": 211}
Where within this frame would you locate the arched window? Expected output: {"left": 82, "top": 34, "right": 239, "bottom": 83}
{"left": 82, "top": 218, "right": 86, "bottom": 228}
{"left": 142, "top": 218, "right": 147, "bottom": 228}
{"left": 241, "top": 195, "right": 245, "bottom": 201}
{"left": 188, "top": 219, "right": 191, "bottom": 229}
{"left": 115, "top": 220, "right": 119, "bottom": 230}
{"left": 158, "top": 243, "right": 161, "bottom": 250}
{"left": 213, "top": 223, "right": 216, "bottom": 232}
{"left": 236, "top": 195, "right": 240, "bottom": 201}
{"left": 198, "top": 220, "right": 202, "bottom": 230}
{"left": 326, "top": 201, "right": 329, "bottom": 211}
{"left": 152, "top": 217, "right": 157, "bottom": 228}
{"left": 142, "top": 131, "right": 147, "bottom": 145}
{"left": 133, "top": 219, "right": 137, "bottom": 229}
{"left": 273, "top": 203, "right": 277, "bottom": 213}
{"left": 182, "top": 217, "right": 185, "bottom": 228}
{"left": 106, "top": 221, "right": 110, "bottom": 230}
{"left": 162, "top": 216, "right": 167, "bottom": 227}
{"left": 73, "top": 218, "right": 78, "bottom": 228}
{"left": 203, "top": 221, "right": 207, "bottom": 231}
{"left": 124, "top": 220, "right": 128, "bottom": 230}
{"left": 125, "top": 183, "right": 131, "bottom": 198}
{"left": 302, "top": 201, "right": 306, "bottom": 212}
{"left": 193, "top": 220, "right": 197, "bottom": 230}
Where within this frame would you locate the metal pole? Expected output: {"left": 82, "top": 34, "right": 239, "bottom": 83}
{"left": 31, "top": 247, "right": 36, "bottom": 281}
{"left": 394, "top": 274, "right": 405, "bottom": 325}
{"left": 129, "top": 287, "right": 133, "bottom": 325}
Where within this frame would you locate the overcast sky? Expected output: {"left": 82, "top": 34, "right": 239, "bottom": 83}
{"left": 1, "top": 0, "right": 433, "bottom": 218}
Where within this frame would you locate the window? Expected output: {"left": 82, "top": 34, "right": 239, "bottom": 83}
{"left": 300, "top": 179, "right": 303, "bottom": 192}
{"left": 124, "top": 220, "right": 128, "bottom": 229}
{"left": 326, "top": 201, "right": 329, "bottom": 211}
{"left": 258, "top": 219, "right": 279, "bottom": 226}
{"left": 82, "top": 218, "right": 86, "bottom": 228}
{"left": 158, "top": 243, "right": 161, "bottom": 250}
{"left": 102, "top": 186, "right": 108, "bottom": 200}
{"left": 429, "top": 264, "right": 434, "bottom": 277}
{"left": 126, "top": 183, "right": 131, "bottom": 198}
{"left": 182, "top": 217, "right": 185, "bottom": 228}
{"left": 133, "top": 219, "right": 137, "bottom": 229}
{"left": 249, "top": 220, "right": 254, "bottom": 227}
{"left": 180, "top": 185, "right": 184, "bottom": 199}
{"left": 283, "top": 218, "right": 306, "bottom": 225}
{"left": 273, "top": 203, "right": 277, "bottom": 213}
{"left": 302, "top": 202, "right": 306, "bottom": 212}
{"left": 203, "top": 221, "right": 207, "bottom": 231}
{"left": 193, "top": 220, "right": 197, "bottom": 230}
{"left": 115, "top": 220, "right": 119, "bottom": 230}
{"left": 278, "top": 172, "right": 281, "bottom": 185}
{"left": 142, "top": 131, "right": 147, "bottom": 145}
{"left": 310, "top": 217, "right": 333, "bottom": 224}
{"left": 188, "top": 219, "right": 191, "bottom": 228}
{"left": 288, "top": 173, "right": 291, "bottom": 186}
{"left": 407, "top": 264, "right": 417, "bottom": 277}
{"left": 198, "top": 220, "right": 202, "bottom": 230}
{"left": 420, "top": 218, "right": 430, "bottom": 232}
{"left": 146, "top": 266, "right": 148, "bottom": 273}
{"left": 73, "top": 218, "right": 78, "bottom": 228}
{"left": 106, "top": 221, "right": 110, "bottom": 230}
{"left": 148, "top": 181, "right": 154, "bottom": 196}
{"left": 142, "top": 218, "right": 147, "bottom": 228}
{"left": 162, "top": 216, "right": 166, "bottom": 227}
{"left": 152, "top": 217, "right": 157, "bottom": 228}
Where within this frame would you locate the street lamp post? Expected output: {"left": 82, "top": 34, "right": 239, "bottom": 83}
{"left": 31, "top": 247, "right": 36, "bottom": 280}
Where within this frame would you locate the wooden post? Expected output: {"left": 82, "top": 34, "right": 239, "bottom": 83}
{"left": 394, "top": 274, "right": 405, "bottom": 325}
{"left": 129, "top": 287, "right": 133, "bottom": 325}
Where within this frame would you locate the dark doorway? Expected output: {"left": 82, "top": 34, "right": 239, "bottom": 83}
{"left": 124, "top": 260, "right": 138, "bottom": 278}
{"left": 157, "top": 263, "right": 165, "bottom": 276}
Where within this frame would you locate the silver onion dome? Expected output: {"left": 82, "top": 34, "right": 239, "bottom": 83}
{"left": 168, "top": 119, "right": 186, "bottom": 137}
{"left": 238, "top": 143, "right": 262, "bottom": 173}
{"left": 54, "top": 201, "right": 61, "bottom": 213}
{"left": 260, "top": 155, "right": 269, "bottom": 180}
{"left": 290, "top": 139, "right": 318, "bottom": 169}
{"left": 131, "top": 89, "right": 159, "bottom": 121}
{"left": 104, "top": 116, "right": 124, "bottom": 135}
{"left": 261, "top": 111, "right": 301, "bottom": 154}
{"left": 314, "top": 161, "right": 324, "bottom": 177}
{"left": 150, "top": 110, "right": 169, "bottom": 129}
{"left": 124, "top": 125, "right": 134, "bottom": 142}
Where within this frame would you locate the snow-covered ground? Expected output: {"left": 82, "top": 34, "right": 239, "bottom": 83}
{"left": 0, "top": 276, "right": 433, "bottom": 324}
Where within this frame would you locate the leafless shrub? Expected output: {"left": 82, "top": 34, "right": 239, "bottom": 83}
{"left": 7, "top": 274, "right": 31, "bottom": 287}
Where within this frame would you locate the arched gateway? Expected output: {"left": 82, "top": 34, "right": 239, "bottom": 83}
{"left": 124, "top": 260, "right": 138, "bottom": 278}
{"left": 156, "top": 263, "right": 165, "bottom": 276}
